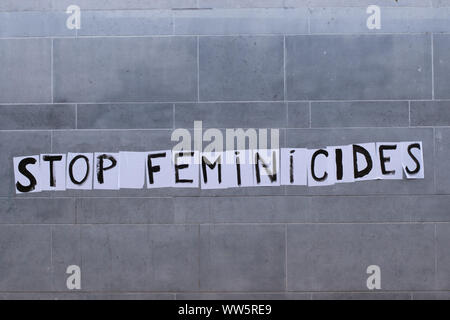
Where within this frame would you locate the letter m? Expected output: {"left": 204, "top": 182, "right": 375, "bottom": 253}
{"left": 226, "top": 128, "right": 257, "bottom": 153}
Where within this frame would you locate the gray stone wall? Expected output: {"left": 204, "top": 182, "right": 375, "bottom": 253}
{"left": 0, "top": 0, "right": 449, "bottom": 299}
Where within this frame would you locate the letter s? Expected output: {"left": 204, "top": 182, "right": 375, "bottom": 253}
{"left": 16, "top": 157, "right": 38, "bottom": 193}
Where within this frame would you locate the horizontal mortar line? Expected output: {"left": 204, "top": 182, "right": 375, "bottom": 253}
{"left": 5, "top": 193, "right": 450, "bottom": 199}
{"left": 0, "top": 101, "right": 285, "bottom": 105}
{"left": 24, "top": 194, "right": 450, "bottom": 198}
{"left": 1, "top": 290, "right": 445, "bottom": 294}
{"left": 300, "top": 99, "right": 434, "bottom": 103}
{"left": 74, "top": 194, "right": 450, "bottom": 198}
{"left": 285, "top": 125, "right": 435, "bottom": 129}
{"left": 1, "top": 222, "right": 448, "bottom": 225}
{"left": 177, "top": 100, "right": 287, "bottom": 104}
{"left": 0, "top": 128, "right": 174, "bottom": 132}
{"left": 304, "top": 126, "right": 412, "bottom": 129}
{"left": 1, "top": 100, "right": 447, "bottom": 105}
{"left": 80, "top": 127, "right": 286, "bottom": 130}
{"left": 0, "top": 4, "right": 443, "bottom": 12}
{"left": 0, "top": 6, "right": 442, "bottom": 14}
{"left": 0, "top": 125, "right": 441, "bottom": 131}
{"left": 409, "top": 125, "right": 450, "bottom": 129}
{"left": 288, "top": 290, "right": 444, "bottom": 294}
{"left": 0, "top": 9, "right": 216, "bottom": 13}
{"left": 0, "top": 196, "right": 77, "bottom": 199}
{"left": 0, "top": 32, "right": 442, "bottom": 40}
{"left": 174, "top": 32, "right": 443, "bottom": 36}
{"left": 0, "top": 102, "right": 78, "bottom": 105}
{"left": 0, "top": 222, "right": 447, "bottom": 226}
{"left": 290, "top": 290, "right": 447, "bottom": 294}
{"left": 306, "top": 99, "right": 447, "bottom": 103}
{"left": 0, "top": 30, "right": 446, "bottom": 40}
{"left": 0, "top": 196, "right": 173, "bottom": 199}
{"left": 0, "top": 126, "right": 440, "bottom": 131}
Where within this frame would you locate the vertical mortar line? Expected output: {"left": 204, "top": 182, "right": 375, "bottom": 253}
{"left": 173, "top": 103, "right": 176, "bottom": 129}
{"left": 434, "top": 223, "right": 437, "bottom": 290}
{"left": 75, "top": 104, "right": 78, "bottom": 129}
{"left": 433, "top": 127, "right": 437, "bottom": 194}
{"left": 172, "top": 9, "right": 175, "bottom": 35}
{"left": 284, "top": 126, "right": 288, "bottom": 196}
{"left": 309, "top": 101, "right": 312, "bottom": 128}
{"left": 285, "top": 224, "right": 288, "bottom": 292}
{"left": 285, "top": 101, "right": 288, "bottom": 146}
{"left": 283, "top": 35, "right": 287, "bottom": 101}
{"left": 286, "top": 101, "right": 289, "bottom": 129}
{"left": 431, "top": 33, "right": 434, "bottom": 100}
{"left": 51, "top": 38, "right": 54, "bottom": 103}
{"left": 408, "top": 101, "right": 411, "bottom": 127}
{"left": 50, "top": 225, "right": 53, "bottom": 291}
{"left": 75, "top": 195, "right": 77, "bottom": 224}
{"left": 79, "top": 224, "right": 82, "bottom": 279}
{"left": 307, "top": 8, "right": 311, "bottom": 34}
{"left": 198, "top": 224, "right": 201, "bottom": 291}
{"left": 197, "top": 36, "right": 200, "bottom": 102}
{"left": 50, "top": 130, "right": 53, "bottom": 153}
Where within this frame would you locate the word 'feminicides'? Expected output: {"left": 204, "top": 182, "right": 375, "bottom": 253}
{"left": 12, "top": 141, "right": 424, "bottom": 194}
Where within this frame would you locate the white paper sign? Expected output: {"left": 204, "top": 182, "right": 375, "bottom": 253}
{"left": 352, "top": 143, "right": 381, "bottom": 181}
{"left": 223, "top": 150, "right": 254, "bottom": 187}
{"left": 307, "top": 148, "right": 334, "bottom": 187}
{"left": 401, "top": 141, "right": 424, "bottom": 179}
{"left": 146, "top": 150, "right": 174, "bottom": 188}
{"left": 66, "top": 153, "right": 93, "bottom": 190}
{"left": 93, "top": 152, "right": 120, "bottom": 190}
{"left": 40, "top": 154, "right": 66, "bottom": 191}
{"left": 252, "top": 149, "right": 280, "bottom": 187}
{"left": 327, "top": 145, "right": 354, "bottom": 184}
{"left": 201, "top": 152, "right": 231, "bottom": 189}
{"left": 376, "top": 142, "right": 402, "bottom": 180}
{"left": 119, "top": 152, "right": 146, "bottom": 189}
{"left": 13, "top": 155, "right": 41, "bottom": 194}
{"left": 11, "top": 140, "right": 426, "bottom": 194}
{"left": 173, "top": 151, "right": 199, "bottom": 188}
{"left": 281, "top": 148, "right": 307, "bottom": 186}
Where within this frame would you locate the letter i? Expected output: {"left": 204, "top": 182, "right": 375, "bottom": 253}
{"left": 235, "top": 151, "right": 241, "bottom": 186}
{"left": 289, "top": 150, "right": 295, "bottom": 183}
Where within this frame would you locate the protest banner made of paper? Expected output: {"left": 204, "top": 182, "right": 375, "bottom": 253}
{"left": 12, "top": 141, "right": 424, "bottom": 194}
